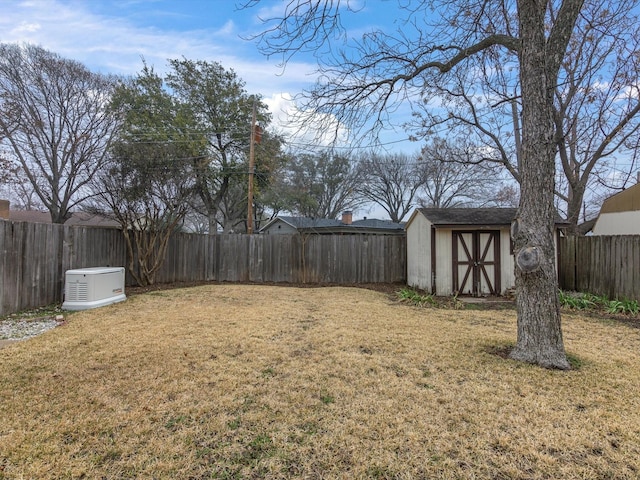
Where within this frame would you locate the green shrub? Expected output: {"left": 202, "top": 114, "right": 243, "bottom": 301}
{"left": 397, "top": 287, "right": 436, "bottom": 307}
{"left": 606, "top": 298, "right": 639, "bottom": 315}
{"left": 559, "top": 290, "right": 638, "bottom": 316}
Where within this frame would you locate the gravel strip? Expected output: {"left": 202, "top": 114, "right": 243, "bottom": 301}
{"left": 0, "top": 317, "right": 63, "bottom": 341}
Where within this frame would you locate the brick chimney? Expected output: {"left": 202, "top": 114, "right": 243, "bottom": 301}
{"left": 341, "top": 210, "right": 352, "bottom": 225}
{"left": 0, "top": 199, "right": 9, "bottom": 220}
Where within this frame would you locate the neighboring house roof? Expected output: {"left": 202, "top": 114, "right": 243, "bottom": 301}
{"left": 64, "top": 212, "right": 121, "bottom": 228}
{"left": 592, "top": 183, "right": 640, "bottom": 235}
{"left": 8, "top": 210, "right": 120, "bottom": 228}
{"left": 352, "top": 218, "right": 406, "bottom": 230}
{"left": 598, "top": 183, "right": 640, "bottom": 214}
{"left": 8, "top": 210, "right": 51, "bottom": 224}
{"left": 259, "top": 215, "right": 405, "bottom": 235}
{"left": 272, "top": 216, "right": 344, "bottom": 230}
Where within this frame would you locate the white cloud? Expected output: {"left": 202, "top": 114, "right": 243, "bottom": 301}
{"left": 217, "top": 19, "right": 235, "bottom": 36}
{"left": 12, "top": 21, "right": 41, "bottom": 33}
{"left": 0, "top": 0, "right": 315, "bottom": 98}
{"left": 0, "top": 0, "right": 327, "bottom": 140}
{"left": 1, "top": 0, "right": 412, "bottom": 155}
{"left": 264, "top": 93, "right": 351, "bottom": 151}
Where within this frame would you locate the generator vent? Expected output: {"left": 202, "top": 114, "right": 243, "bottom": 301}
{"left": 67, "top": 282, "right": 89, "bottom": 302}
{"left": 62, "top": 267, "right": 126, "bottom": 311}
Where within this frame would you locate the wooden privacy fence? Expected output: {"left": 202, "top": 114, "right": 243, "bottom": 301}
{"left": 558, "top": 235, "right": 640, "bottom": 302}
{"left": 0, "top": 220, "right": 406, "bottom": 316}
{"left": 158, "top": 232, "right": 405, "bottom": 285}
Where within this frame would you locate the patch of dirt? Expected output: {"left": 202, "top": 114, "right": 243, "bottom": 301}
{"left": 0, "top": 339, "right": 19, "bottom": 349}
{"left": 563, "top": 309, "right": 640, "bottom": 329}
{"left": 484, "top": 344, "right": 514, "bottom": 359}
{"left": 127, "top": 281, "right": 523, "bottom": 311}
{"left": 127, "top": 280, "right": 403, "bottom": 297}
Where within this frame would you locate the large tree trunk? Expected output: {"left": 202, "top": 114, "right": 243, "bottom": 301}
{"left": 50, "top": 209, "right": 71, "bottom": 224}
{"left": 207, "top": 212, "right": 218, "bottom": 234}
{"left": 510, "top": 0, "right": 570, "bottom": 369}
{"left": 564, "top": 181, "right": 586, "bottom": 235}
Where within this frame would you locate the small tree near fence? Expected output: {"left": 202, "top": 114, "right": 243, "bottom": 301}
{"left": 95, "top": 150, "right": 191, "bottom": 286}
{"left": 91, "top": 67, "right": 194, "bottom": 286}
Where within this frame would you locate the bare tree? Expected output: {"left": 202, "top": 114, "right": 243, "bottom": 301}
{"left": 418, "top": 138, "right": 506, "bottom": 208}
{"left": 0, "top": 161, "right": 42, "bottom": 209}
{"left": 356, "top": 152, "right": 423, "bottom": 222}
{"left": 246, "top": 0, "right": 587, "bottom": 368}
{"left": 0, "top": 155, "right": 28, "bottom": 206}
{"left": 0, "top": 43, "right": 120, "bottom": 223}
{"left": 493, "top": 184, "right": 520, "bottom": 208}
{"left": 411, "top": 0, "right": 640, "bottom": 233}
{"left": 96, "top": 145, "right": 193, "bottom": 286}
{"left": 278, "top": 150, "right": 363, "bottom": 219}
{"left": 553, "top": 0, "right": 640, "bottom": 230}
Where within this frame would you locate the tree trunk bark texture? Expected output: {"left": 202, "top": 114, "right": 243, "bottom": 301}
{"left": 511, "top": 0, "right": 570, "bottom": 369}
{"left": 565, "top": 181, "right": 586, "bottom": 236}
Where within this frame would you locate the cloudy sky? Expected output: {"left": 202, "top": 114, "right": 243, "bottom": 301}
{"left": 0, "top": 0, "right": 416, "bottom": 152}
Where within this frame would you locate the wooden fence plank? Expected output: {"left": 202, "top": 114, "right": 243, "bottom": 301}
{"left": 0, "top": 222, "right": 7, "bottom": 314}
{"left": 7, "top": 222, "right": 24, "bottom": 314}
{"left": 558, "top": 235, "right": 640, "bottom": 301}
{"left": 634, "top": 236, "right": 640, "bottom": 300}
{"left": 558, "top": 236, "right": 576, "bottom": 291}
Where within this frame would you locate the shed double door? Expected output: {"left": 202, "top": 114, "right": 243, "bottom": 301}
{"left": 452, "top": 231, "right": 501, "bottom": 296}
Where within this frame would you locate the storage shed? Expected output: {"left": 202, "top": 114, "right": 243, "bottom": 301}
{"left": 406, "top": 208, "right": 567, "bottom": 296}
{"left": 406, "top": 208, "right": 518, "bottom": 296}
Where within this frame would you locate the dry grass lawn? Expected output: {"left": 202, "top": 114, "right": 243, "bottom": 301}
{"left": 1, "top": 284, "right": 639, "bottom": 479}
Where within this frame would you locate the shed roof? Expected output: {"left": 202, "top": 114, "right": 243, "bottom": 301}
{"left": 417, "top": 208, "right": 518, "bottom": 226}
{"left": 413, "top": 207, "right": 568, "bottom": 228}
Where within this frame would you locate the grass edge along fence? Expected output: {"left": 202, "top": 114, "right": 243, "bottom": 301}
{"left": 0, "top": 220, "right": 406, "bottom": 316}
{"left": 558, "top": 234, "right": 640, "bottom": 303}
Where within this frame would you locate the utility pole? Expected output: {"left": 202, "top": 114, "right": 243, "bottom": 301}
{"left": 247, "top": 102, "right": 257, "bottom": 234}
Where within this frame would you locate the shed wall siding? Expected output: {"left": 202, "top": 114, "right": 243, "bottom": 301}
{"left": 406, "top": 210, "right": 521, "bottom": 296}
{"left": 434, "top": 229, "right": 454, "bottom": 295}
{"left": 406, "top": 213, "right": 432, "bottom": 290}
{"left": 499, "top": 229, "right": 516, "bottom": 292}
